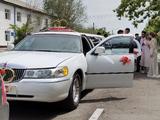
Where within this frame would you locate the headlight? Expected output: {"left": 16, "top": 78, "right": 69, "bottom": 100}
{"left": 24, "top": 66, "right": 69, "bottom": 79}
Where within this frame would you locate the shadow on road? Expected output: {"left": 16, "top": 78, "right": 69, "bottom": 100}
{"left": 9, "top": 90, "right": 93, "bottom": 120}
{"left": 80, "top": 97, "right": 126, "bottom": 104}
{"left": 9, "top": 101, "right": 71, "bottom": 120}
{"left": 81, "top": 89, "right": 94, "bottom": 99}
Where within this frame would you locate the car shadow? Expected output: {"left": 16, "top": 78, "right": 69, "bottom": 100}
{"left": 81, "top": 89, "right": 94, "bottom": 99}
{"left": 9, "top": 101, "right": 71, "bottom": 120}
{"left": 80, "top": 97, "right": 126, "bottom": 104}
{"left": 9, "top": 90, "right": 93, "bottom": 120}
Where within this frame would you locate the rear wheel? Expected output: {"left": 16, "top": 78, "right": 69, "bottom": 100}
{"left": 65, "top": 73, "right": 81, "bottom": 110}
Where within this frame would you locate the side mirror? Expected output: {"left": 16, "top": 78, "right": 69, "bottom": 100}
{"left": 7, "top": 44, "right": 14, "bottom": 50}
{"left": 94, "top": 46, "right": 105, "bottom": 55}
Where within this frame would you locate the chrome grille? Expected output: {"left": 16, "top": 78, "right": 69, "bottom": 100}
{"left": 13, "top": 69, "right": 25, "bottom": 82}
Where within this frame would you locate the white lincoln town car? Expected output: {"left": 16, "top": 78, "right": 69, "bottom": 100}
{"left": 0, "top": 32, "right": 134, "bottom": 110}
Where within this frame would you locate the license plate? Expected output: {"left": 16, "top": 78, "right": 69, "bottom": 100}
{"left": 5, "top": 85, "right": 17, "bottom": 94}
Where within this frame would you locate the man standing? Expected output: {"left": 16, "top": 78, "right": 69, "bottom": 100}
{"left": 140, "top": 31, "right": 147, "bottom": 73}
{"left": 135, "top": 33, "right": 141, "bottom": 42}
{"left": 134, "top": 33, "right": 141, "bottom": 72}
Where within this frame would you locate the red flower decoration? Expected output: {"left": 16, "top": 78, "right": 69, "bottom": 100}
{"left": 120, "top": 56, "right": 131, "bottom": 65}
{"left": 0, "top": 69, "right": 6, "bottom": 75}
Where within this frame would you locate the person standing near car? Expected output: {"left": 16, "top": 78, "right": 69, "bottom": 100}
{"left": 123, "top": 28, "right": 135, "bottom": 53}
{"left": 142, "top": 34, "right": 151, "bottom": 73}
{"left": 140, "top": 31, "right": 147, "bottom": 73}
{"left": 135, "top": 33, "right": 141, "bottom": 42}
{"left": 147, "top": 32, "right": 159, "bottom": 78}
{"left": 117, "top": 29, "right": 124, "bottom": 34}
{"left": 134, "top": 33, "right": 141, "bottom": 72}
{"left": 124, "top": 28, "right": 130, "bottom": 34}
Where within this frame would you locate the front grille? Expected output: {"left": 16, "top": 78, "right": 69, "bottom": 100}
{"left": 12, "top": 69, "right": 25, "bottom": 82}
{"left": 3, "top": 69, "right": 25, "bottom": 82}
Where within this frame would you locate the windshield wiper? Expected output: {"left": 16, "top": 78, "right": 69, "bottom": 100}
{"left": 13, "top": 49, "right": 78, "bottom": 53}
{"left": 33, "top": 50, "right": 63, "bottom": 52}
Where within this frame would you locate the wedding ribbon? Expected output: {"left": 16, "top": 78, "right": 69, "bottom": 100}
{"left": 0, "top": 68, "right": 15, "bottom": 105}
{"left": 0, "top": 75, "right": 7, "bottom": 105}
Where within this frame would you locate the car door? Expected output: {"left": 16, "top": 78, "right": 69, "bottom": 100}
{"left": 85, "top": 36, "right": 134, "bottom": 89}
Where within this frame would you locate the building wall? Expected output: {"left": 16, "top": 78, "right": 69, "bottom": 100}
{"left": 0, "top": 3, "right": 15, "bottom": 46}
{"left": 0, "top": 2, "right": 51, "bottom": 47}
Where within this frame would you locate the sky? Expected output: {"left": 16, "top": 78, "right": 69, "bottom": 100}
{"left": 82, "top": 0, "right": 147, "bottom": 34}
{"left": 23, "top": 0, "right": 148, "bottom": 35}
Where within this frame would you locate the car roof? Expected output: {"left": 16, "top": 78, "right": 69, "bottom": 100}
{"left": 100, "top": 34, "right": 134, "bottom": 41}
{"left": 106, "top": 34, "right": 134, "bottom": 38}
{"left": 33, "top": 31, "right": 81, "bottom": 36}
{"left": 81, "top": 33, "right": 105, "bottom": 38}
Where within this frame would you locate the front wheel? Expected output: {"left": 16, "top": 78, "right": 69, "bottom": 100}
{"left": 64, "top": 73, "right": 81, "bottom": 110}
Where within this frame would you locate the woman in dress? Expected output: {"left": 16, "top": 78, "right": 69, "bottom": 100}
{"left": 140, "top": 34, "right": 150, "bottom": 73}
{"left": 147, "top": 32, "right": 159, "bottom": 77}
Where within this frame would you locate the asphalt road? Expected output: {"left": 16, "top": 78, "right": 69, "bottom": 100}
{"left": 9, "top": 73, "right": 160, "bottom": 120}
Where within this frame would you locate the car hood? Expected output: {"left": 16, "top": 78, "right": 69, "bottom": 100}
{"left": 0, "top": 51, "right": 79, "bottom": 69}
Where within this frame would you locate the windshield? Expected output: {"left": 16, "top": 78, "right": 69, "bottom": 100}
{"left": 14, "top": 34, "right": 81, "bottom": 53}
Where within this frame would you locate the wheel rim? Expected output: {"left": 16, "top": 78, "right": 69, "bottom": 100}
{"left": 73, "top": 76, "right": 80, "bottom": 104}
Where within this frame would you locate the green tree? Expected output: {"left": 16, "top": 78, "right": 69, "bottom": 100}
{"left": 10, "top": 23, "right": 33, "bottom": 45}
{"left": 43, "top": 0, "right": 87, "bottom": 28}
{"left": 76, "top": 26, "right": 110, "bottom": 37}
{"left": 96, "top": 28, "right": 110, "bottom": 37}
{"left": 114, "top": 0, "right": 160, "bottom": 27}
{"left": 145, "top": 16, "right": 160, "bottom": 33}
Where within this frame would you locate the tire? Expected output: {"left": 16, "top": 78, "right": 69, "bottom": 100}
{"left": 64, "top": 73, "right": 81, "bottom": 110}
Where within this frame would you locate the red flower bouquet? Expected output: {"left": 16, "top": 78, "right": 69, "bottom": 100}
{"left": 0, "top": 69, "right": 6, "bottom": 75}
{"left": 120, "top": 56, "right": 131, "bottom": 65}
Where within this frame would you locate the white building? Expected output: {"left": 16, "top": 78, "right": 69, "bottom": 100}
{"left": 0, "top": 0, "right": 51, "bottom": 47}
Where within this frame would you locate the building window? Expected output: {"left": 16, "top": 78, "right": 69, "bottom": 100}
{"left": 5, "top": 9, "right": 11, "bottom": 20}
{"left": 45, "top": 19, "right": 48, "bottom": 27}
{"left": 37, "top": 16, "right": 41, "bottom": 25}
{"left": 17, "top": 12, "right": 21, "bottom": 22}
{"left": 27, "top": 14, "right": 32, "bottom": 23}
{"left": 5, "top": 31, "right": 10, "bottom": 41}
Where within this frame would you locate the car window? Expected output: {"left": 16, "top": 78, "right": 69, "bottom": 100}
{"left": 101, "top": 36, "right": 135, "bottom": 55}
{"left": 82, "top": 36, "right": 92, "bottom": 55}
{"left": 88, "top": 36, "right": 101, "bottom": 46}
{"left": 14, "top": 34, "right": 81, "bottom": 53}
{"left": 109, "top": 36, "right": 131, "bottom": 54}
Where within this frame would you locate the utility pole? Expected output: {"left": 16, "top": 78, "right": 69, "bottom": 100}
{"left": 93, "top": 22, "right": 95, "bottom": 33}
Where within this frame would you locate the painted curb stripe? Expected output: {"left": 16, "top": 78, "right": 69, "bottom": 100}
{"left": 86, "top": 72, "right": 134, "bottom": 75}
{"left": 89, "top": 108, "right": 104, "bottom": 120}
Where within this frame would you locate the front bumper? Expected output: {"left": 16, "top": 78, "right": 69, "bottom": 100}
{"left": 6, "top": 79, "right": 71, "bottom": 102}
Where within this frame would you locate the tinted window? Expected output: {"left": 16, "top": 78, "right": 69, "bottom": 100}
{"left": 101, "top": 36, "right": 134, "bottom": 54}
{"left": 82, "top": 36, "right": 92, "bottom": 55}
{"left": 110, "top": 36, "right": 131, "bottom": 48}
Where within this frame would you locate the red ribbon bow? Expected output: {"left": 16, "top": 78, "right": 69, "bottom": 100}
{"left": 120, "top": 56, "right": 131, "bottom": 65}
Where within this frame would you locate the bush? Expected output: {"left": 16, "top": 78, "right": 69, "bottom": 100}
{"left": 10, "top": 24, "right": 33, "bottom": 45}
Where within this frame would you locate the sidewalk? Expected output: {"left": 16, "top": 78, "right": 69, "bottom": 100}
{"left": 0, "top": 48, "right": 7, "bottom": 52}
